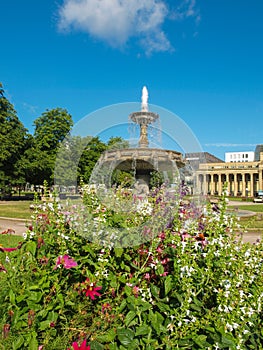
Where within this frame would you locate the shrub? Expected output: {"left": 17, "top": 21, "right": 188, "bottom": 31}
{"left": 0, "top": 185, "right": 262, "bottom": 349}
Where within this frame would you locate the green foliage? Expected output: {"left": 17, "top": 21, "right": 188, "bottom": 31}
{"left": 149, "top": 170, "right": 164, "bottom": 189}
{"left": 0, "top": 185, "right": 262, "bottom": 349}
{"left": 78, "top": 136, "right": 107, "bottom": 183}
{"left": 111, "top": 169, "right": 134, "bottom": 187}
{"left": 26, "top": 108, "right": 73, "bottom": 185}
{"left": 34, "top": 108, "right": 73, "bottom": 151}
{"left": 0, "top": 82, "right": 29, "bottom": 191}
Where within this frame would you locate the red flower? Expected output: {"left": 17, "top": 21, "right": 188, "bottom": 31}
{"left": 81, "top": 278, "right": 102, "bottom": 300}
{"left": 67, "top": 339, "right": 90, "bottom": 350}
{"left": 2, "top": 324, "right": 10, "bottom": 338}
{"left": 0, "top": 246, "right": 17, "bottom": 252}
{"left": 54, "top": 255, "right": 78, "bottom": 270}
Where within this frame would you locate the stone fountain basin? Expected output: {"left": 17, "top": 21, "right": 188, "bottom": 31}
{"left": 99, "top": 148, "right": 185, "bottom": 172}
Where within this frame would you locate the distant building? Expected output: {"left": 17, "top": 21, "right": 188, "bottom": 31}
{"left": 225, "top": 151, "right": 254, "bottom": 163}
{"left": 185, "top": 152, "right": 224, "bottom": 166}
{"left": 254, "top": 145, "right": 263, "bottom": 161}
{"left": 194, "top": 145, "right": 263, "bottom": 197}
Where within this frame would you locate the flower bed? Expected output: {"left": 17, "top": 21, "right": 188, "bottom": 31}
{"left": 0, "top": 185, "right": 262, "bottom": 349}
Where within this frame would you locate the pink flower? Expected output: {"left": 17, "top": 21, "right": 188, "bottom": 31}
{"left": 160, "top": 271, "right": 169, "bottom": 277}
{"left": 132, "top": 286, "right": 140, "bottom": 298}
{"left": 54, "top": 255, "right": 78, "bottom": 270}
{"left": 156, "top": 246, "right": 163, "bottom": 254}
{"left": 67, "top": 339, "right": 90, "bottom": 350}
{"left": 144, "top": 273, "right": 151, "bottom": 280}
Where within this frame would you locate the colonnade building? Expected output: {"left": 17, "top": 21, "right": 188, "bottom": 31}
{"left": 186, "top": 145, "right": 263, "bottom": 197}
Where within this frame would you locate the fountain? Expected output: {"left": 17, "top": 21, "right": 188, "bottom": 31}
{"left": 92, "top": 87, "right": 185, "bottom": 190}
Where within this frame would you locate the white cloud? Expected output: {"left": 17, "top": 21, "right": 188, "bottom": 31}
{"left": 57, "top": 0, "right": 199, "bottom": 54}
{"left": 22, "top": 102, "right": 38, "bottom": 114}
{"left": 205, "top": 143, "right": 257, "bottom": 148}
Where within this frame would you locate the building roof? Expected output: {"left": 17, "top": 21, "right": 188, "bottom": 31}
{"left": 185, "top": 152, "right": 224, "bottom": 164}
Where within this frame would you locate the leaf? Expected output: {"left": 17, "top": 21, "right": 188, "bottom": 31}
{"left": 117, "top": 328, "right": 135, "bottom": 347}
{"left": 124, "top": 310, "right": 137, "bottom": 327}
{"left": 9, "top": 289, "right": 16, "bottom": 304}
{"left": 221, "top": 334, "right": 236, "bottom": 347}
{"left": 39, "top": 320, "right": 51, "bottom": 331}
{"left": 89, "top": 341, "right": 104, "bottom": 350}
{"left": 135, "top": 324, "right": 151, "bottom": 336}
{"left": 164, "top": 275, "right": 173, "bottom": 296}
{"left": 29, "top": 334, "right": 38, "bottom": 350}
{"left": 28, "top": 285, "right": 40, "bottom": 290}
{"left": 118, "top": 299, "right": 127, "bottom": 313}
{"left": 16, "top": 294, "right": 26, "bottom": 303}
{"left": 149, "top": 311, "right": 165, "bottom": 335}
{"left": 99, "top": 329, "right": 116, "bottom": 343}
{"left": 12, "top": 335, "right": 25, "bottom": 350}
{"left": 27, "top": 241, "right": 36, "bottom": 256}
{"left": 27, "top": 291, "right": 42, "bottom": 303}
{"left": 57, "top": 293, "right": 64, "bottom": 307}
{"left": 150, "top": 284, "right": 160, "bottom": 299}
{"left": 114, "top": 247, "right": 123, "bottom": 257}
{"left": 193, "top": 335, "right": 209, "bottom": 348}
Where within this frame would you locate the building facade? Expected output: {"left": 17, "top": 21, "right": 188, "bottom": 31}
{"left": 189, "top": 145, "right": 263, "bottom": 197}
{"left": 225, "top": 151, "right": 254, "bottom": 163}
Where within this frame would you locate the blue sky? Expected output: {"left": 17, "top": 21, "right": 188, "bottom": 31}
{"left": 1, "top": 0, "right": 263, "bottom": 160}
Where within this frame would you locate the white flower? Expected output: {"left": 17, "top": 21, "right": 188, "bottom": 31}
{"left": 226, "top": 323, "right": 233, "bottom": 331}
{"left": 22, "top": 232, "right": 27, "bottom": 240}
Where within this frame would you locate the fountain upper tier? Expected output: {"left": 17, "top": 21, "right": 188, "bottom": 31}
{"left": 129, "top": 86, "right": 160, "bottom": 148}
{"left": 129, "top": 111, "right": 159, "bottom": 125}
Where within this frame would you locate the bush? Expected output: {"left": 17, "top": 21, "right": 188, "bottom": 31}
{"left": 0, "top": 185, "right": 262, "bottom": 349}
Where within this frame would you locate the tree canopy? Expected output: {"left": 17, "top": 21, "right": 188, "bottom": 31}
{"left": 0, "top": 83, "right": 29, "bottom": 192}
{"left": 0, "top": 82, "right": 130, "bottom": 192}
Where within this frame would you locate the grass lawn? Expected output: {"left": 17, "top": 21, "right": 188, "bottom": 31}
{"left": 237, "top": 204, "right": 263, "bottom": 212}
{"left": 230, "top": 204, "right": 263, "bottom": 231}
{"left": 0, "top": 234, "right": 22, "bottom": 248}
{"left": 0, "top": 201, "right": 33, "bottom": 219}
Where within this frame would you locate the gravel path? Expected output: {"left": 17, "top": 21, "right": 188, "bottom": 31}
{"left": 0, "top": 217, "right": 28, "bottom": 236}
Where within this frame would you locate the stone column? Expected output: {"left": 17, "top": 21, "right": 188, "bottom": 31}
{"left": 250, "top": 173, "right": 254, "bottom": 197}
{"left": 196, "top": 174, "right": 201, "bottom": 194}
{"left": 259, "top": 168, "right": 263, "bottom": 191}
{"left": 210, "top": 174, "right": 214, "bottom": 195}
{"left": 226, "top": 173, "right": 230, "bottom": 195}
{"left": 204, "top": 174, "right": 209, "bottom": 195}
{"left": 218, "top": 174, "right": 222, "bottom": 195}
{"left": 233, "top": 173, "right": 237, "bottom": 196}
{"left": 242, "top": 174, "right": 246, "bottom": 197}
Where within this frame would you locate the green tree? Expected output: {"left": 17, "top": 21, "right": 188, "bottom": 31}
{"left": 0, "top": 83, "right": 29, "bottom": 194}
{"left": 54, "top": 135, "right": 91, "bottom": 187}
{"left": 78, "top": 136, "right": 107, "bottom": 183}
{"left": 107, "top": 136, "right": 129, "bottom": 150}
{"left": 78, "top": 136, "right": 130, "bottom": 184}
{"left": 27, "top": 108, "right": 73, "bottom": 185}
